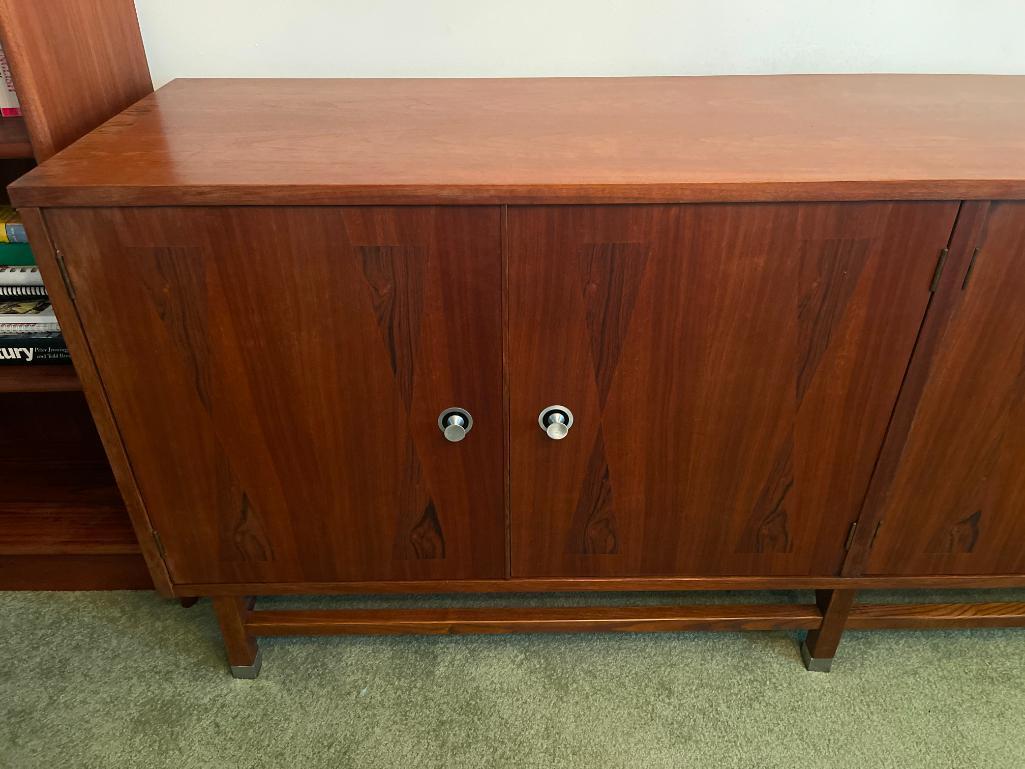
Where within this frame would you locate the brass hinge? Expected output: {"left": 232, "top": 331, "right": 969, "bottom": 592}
{"left": 961, "top": 247, "right": 981, "bottom": 290}
{"left": 152, "top": 530, "right": 167, "bottom": 559}
{"left": 53, "top": 245, "right": 75, "bottom": 300}
{"left": 869, "top": 521, "right": 883, "bottom": 549}
{"left": 929, "top": 247, "right": 949, "bottom": 293}
{"left": 844, "top": 521, "right": 858, "bottom": 551}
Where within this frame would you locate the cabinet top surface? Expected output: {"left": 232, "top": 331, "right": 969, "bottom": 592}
{"left": 10, "top": 75, "right": 1025, "bottom": 206}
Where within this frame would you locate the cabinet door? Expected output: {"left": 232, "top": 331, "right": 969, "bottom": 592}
{"left": 49, "top": 207, "right": 505, "bottom": 584}
{"left": 865, "top": 202, "right": 1025, "bottom": 575}
{"left": 508, "top": 203, "right": 958, "bottom": 577}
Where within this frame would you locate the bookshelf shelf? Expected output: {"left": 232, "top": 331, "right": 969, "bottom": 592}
{"left": 0, "top": 459, "right": 138, "bottom": 555}
{"left": 0, "top": 0, "right": 154, "bottom": 590}
{"left": 0, "top": 117, "right": 32, "bottom": 159}
{"left": 0, "top": 364, "right": 82, "bottom": 393}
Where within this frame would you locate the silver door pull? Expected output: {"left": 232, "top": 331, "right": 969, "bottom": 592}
{"left": 438, "top": 408, "right": 473, "bottom": 442}
{"left": 539, "top": 406, "right": 574, "bottom": 440}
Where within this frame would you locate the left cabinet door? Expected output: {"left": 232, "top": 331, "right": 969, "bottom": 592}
{"left": 47, "top": 207, "right": 506, "bottom": 585}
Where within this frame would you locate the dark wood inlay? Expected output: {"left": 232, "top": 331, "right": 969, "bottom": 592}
{"left": 736, "top": 439, "right": 794, "bottom": 554}
{"left": 409, "top": 500, "right": 446, "bottom": 560}
{"left": 357, "top": 245, "right": 426, "bottom": 409}
{"left": 223, "top": 492, "right": 273, "bottom": 563}
{"left": 566, "top": 432, "right": 618, "bottom": 556}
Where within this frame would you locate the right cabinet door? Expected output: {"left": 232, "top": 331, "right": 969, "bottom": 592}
{"left": 865, "top": 202, "right": 1025, "bottom": 575}
{"left": 508, "top": 203, "right": 958, "bottom": 578}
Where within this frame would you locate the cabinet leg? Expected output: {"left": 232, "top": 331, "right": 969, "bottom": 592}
{"left": 801, "top": 589, "right": 856, "bottom": 673}
{"left": 212, "top": 596, "right": 261, "bottom": 679}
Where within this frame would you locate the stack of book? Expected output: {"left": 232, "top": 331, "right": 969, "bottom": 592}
{"left": 0, "top": 43, "right": 20, "bottom": 117}
{"left": 0, "top": 208, "right": 70, "bottom": 364}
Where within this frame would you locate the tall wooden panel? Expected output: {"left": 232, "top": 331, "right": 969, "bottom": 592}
{"left": 508, "top": 203, "right": 958, "bottom": 577}
{"left": 0, "top": 0, "right": 152, "bottom": 162}
{"left": 865, "top": 202, "right": 1025, "bottom": 575}
{"left": 45, "top": 206, "right": 505, "bottom": 584}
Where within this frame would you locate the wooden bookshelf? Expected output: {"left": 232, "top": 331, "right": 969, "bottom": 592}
{"left": 0, "top": 116, "right": 31, "bottom": 158}
{"left": 0, "top": 0, "right": 153, "bottom": 590}
{"left": 0, "top": 459, "right": 138, "bottom": 555}
{"left": 0, "top": 365, "right": 82, "bottom": 393}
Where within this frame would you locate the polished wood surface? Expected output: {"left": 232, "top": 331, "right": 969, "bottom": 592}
{"left": 0, "top": 0, "right": 152, "bottom": 161}
{"left": 0, "top": 390, "right": 146, "bottom": 587}
{"left": 245, "top": 603, "right": 824, "bottom": 636}
{"left": 0, "top": 1, "right": 154, "bottom": 591}
{"left": 0, "top": 458, "right": 137, "bottom": 555}
{"left": 841, "top": 202, "right": 990, "bottom": 575}
{"left": 212, "top": 596, "right": 259, "bottom": 669}
{"left": 802, "top": 589, "right": 857, "bottom": 661}
{"left": 0, "top": 365, "right": 81, "bottom": 393}
{"left": 0, "top": 553, "right": 151, "bottom": 589}
{"left": 171, "top": 574, "right": 1025, "bottom": 597}
{"left": 47, "top": 206, "right": 506, "bottom": 584}
{"left": 0, "top": 116, "right": 32, "bottom": 159}
{"left": 11, "top": 76, "right": 1025, "bottom": 207}
{"left": 18, "top": 74, "right": 1025, "bottom": 668}
{"left": 863, "top": 202, "right": 1025, "bottom": 575}
{"left": 22, "top": 207, "right": 171, "bottom": 594}
{"left": 509, "top": 202, "right": 957, "bottom": 577}
{"left": 847, "top": 601, "right": 1025, "bottom": 629}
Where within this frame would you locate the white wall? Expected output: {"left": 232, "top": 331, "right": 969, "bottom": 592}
{"left": 135, "top": 0, "right": 1025, "bottom": 88}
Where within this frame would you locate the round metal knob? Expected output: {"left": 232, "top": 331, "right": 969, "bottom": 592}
{"left": 539, "top": 405, "right": 574, "bottom": 440}
{"left": 438, "top": 408, "right": 473, "bottom": 442}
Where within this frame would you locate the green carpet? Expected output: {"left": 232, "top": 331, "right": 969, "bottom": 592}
{"left": 2, "top": 589, "right": 1024, "bottom": 768}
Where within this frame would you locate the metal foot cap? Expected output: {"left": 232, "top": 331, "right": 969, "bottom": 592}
{"left": 800, "top": 639, "right": 834, "bottom": 673}
{"left": 229, "top": 648, "right": 262, "bottom": 679}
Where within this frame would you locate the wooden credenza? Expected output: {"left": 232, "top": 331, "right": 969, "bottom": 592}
{"left": 11, "top": 76, "right": 1025, "bottom": 677}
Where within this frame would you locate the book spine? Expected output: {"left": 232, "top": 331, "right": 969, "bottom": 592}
{"left": 0, "top": 285, "right": 46, "bottom": 297}
{"left": 0, "top": 265, "right": 43, "bottom": 286}
{"left": 3, "top": 222, "right": 27, "bottom": 242}
{"left": 0, "top": 346, "right": 70, "bottom": 364}
{"left": 0, "top": 331, "right": 65, "bottom": 347}
{"left": 0, "top": 323, "right": 60, "bottom": 333}
{"left": 0, "top": 243, "right": 34, "bottom": 265}
{"left": 0, "top": 44, "right": 19, "bottom": 116}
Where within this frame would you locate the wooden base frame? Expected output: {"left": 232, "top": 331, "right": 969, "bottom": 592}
{"left": 208, "top": 588, "right": 1025, "bottom": 679}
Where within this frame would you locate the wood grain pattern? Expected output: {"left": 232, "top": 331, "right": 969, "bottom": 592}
{"left": 0, "top": 1, "right": 154, "bottom": 592}
{"left": 840, "top": 202, "right": 990, "bottom": 575}
{"left": 123, "top": 573, "right": 1025, "bottom": 597}
{"left": 509, "top": 203, "right": 958, "bottom": 578}
{"left": 847, "top": 602, "right": 1025, "bottom": 629}
{"left": 802, "top": 589, "right": 857, "bottom": 661}
{"left": 0, "top": 0, "right": 151, "bottom": 161}
{"left": 0, "top": 553, "right": 151, "bottom": 590}
{"left": 20, "top": 207, "right": 169, "bottom": 595}
{"left": 0, "top": 458, "right": 137, "bottom": 555}
{"left": 0, "top": 116, "right": 32, "bottom": 159}
{"left": 245, "top": 603, "right": 824, "bottom": 636}
{"left": 863, "top": 202, "right": 1025, "bottom": 575}
{"left": 212, "top": 595, "right": 259, "bottom": 668}
{"left": 0, "top": 365, "right": 81, "bottom": 393}
{"left": 47, "top": 206, "right": 505, "bottom": 585}
{"left": 11, "top": 76, "right": 1025, "bottom": 206}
